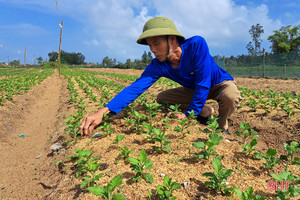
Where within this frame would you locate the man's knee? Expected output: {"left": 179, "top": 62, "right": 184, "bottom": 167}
{"left": 156, "top": 91, "right": 166, "bottom": 104}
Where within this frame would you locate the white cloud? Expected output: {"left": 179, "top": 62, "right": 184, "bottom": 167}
{"left": 83, "top": 39, "right": 101, "bottom": 47}
{"left": 152, "top": 0, "right": 281, "bottom": 49}
{"left": 66, "top": 0, "right": 282, "bottom": 58}
{"left": 0, "top": 0, "right": 286, "bottom": 60}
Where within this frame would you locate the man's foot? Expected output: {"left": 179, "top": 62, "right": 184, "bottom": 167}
{"left": 222, "top": 129, "right": 230, "bottom": 135}
{"left": 197, "top": 106, "right": 214, "bottom": 125}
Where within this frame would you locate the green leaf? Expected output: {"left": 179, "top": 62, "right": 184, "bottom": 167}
{"left": 144, "top": 160, "right": 153, "bottom": 170}
{"left": 80, "top": 179, "right": 90, "bottom": 189}
{"left": 163, "top": 176, "right": 172, "bottom": 188}
{"left": 165, "top": 145, "right": 172, "bottom": 153}
{"left": 266, "top": 148, "right": 277, "bottom": 157}
{"left": 251, "top": 134, "right": 260, "bottom": 140}
{"left": 126, "top": 157, "right": 139, "bottom": 165}
{"left": 193, "top": 141, "right": 205, "bottom": 149}
{"left": 253, "top": 152, "right": 265, "bottom": 160}
{"left": 170, "top": 182, "right": 182, "bottom": 191}
{"left": 95, "top": 173, "right": 103, "bottom": 180}
{"left": 144, "top": 173, "right": 154, "bottom": 184}
{"left": 112, "top": 193, "right": 126, "bottom": 200}
{"left": 250, "top": 138, "right": 258, "bottom": 147}
{"left": 202, "top": 172, "right": 215, "bottom": 178}
{"left": 88, "top": 186, "right": 105, "bottom": 196}
{"left": 108, "top": 174, "right": 123, "bottom": 192}
{"left": 174, "top": 126, "right": 182, "bottom": 132}
{"left": 139, "top": 149, "right": 147, "bottom": 162}
{"left": 212, "top": 157, "right": 222, "bottom": 174}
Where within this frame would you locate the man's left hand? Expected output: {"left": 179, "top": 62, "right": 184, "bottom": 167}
{"left": 167, "top": 112, "right": 186, "bottom": 120}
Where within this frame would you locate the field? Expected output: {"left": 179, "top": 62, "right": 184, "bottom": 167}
{"left": 0, "top": 67, "right": 299, "bottom": 200}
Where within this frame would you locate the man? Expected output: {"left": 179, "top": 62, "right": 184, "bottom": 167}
{"left": 79, "top": 16, "right": 241, "bottom": 135}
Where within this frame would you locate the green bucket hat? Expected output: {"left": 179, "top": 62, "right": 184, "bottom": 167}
{"left": 137, "top": 17, "right": 185, "bottom": 45}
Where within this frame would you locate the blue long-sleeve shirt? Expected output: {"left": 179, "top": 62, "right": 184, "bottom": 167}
{"left": 106, "top": 36, "right": 233, "bottom": 116}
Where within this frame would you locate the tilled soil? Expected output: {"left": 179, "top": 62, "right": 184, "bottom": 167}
{"left": 0, "top": 68, "right": 299, "bottom": 200}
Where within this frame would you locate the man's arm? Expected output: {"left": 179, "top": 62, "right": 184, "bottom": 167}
{"left": 79, "top": 63, "right": 162, "bottom": 136}
{"left": 184, "top": 36, "right": 212, "bottom": 116}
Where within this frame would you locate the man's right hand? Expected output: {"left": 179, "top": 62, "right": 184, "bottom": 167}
{"left": 78, "top": 107, "right": 111, "bottom": 136}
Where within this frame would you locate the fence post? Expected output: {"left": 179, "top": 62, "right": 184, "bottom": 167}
{"left": 24, "top": 45, "right": 27, "bottom": 68}
{"left": 284, "top": 64, "right": 287, "bottom": 79}
{"left": 223, "top": 55, "right": 226, "bottom": 70}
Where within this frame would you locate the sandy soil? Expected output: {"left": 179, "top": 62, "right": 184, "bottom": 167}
{"left": 0, "top": 68, "right": 299, "bottom": 200}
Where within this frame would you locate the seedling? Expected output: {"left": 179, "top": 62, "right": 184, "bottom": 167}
{"left": 161, "top": 116, "right": 171, "bottom": 131}
{"left": 155, "top": 175, "right": 182, "bottom": 200}
{"left": 202, "top": 157, "right": 234, "bottom": 195}
{"left": 246, "top": 98, "right": 258, "bottom": 111}
{"left": 280, "top": 141, "right": 300, "bottom": 170}
{"left": 242, "top": 135, "right": 260, "bottom": 156}
{"left": 112, "top": 134, "right": 125, "bottom": 148}
{"left": 144, "top": 102, "right": 161, "bottom": 121}
{"left": 131, "top": 110, "right": 147, "bottom": 134}
{"left": 235, "top": 122, "right": 257, "bottom": 145}
{"left": 269, "top": 171, "right": 300, "bottom": 200}
{"left": 143, "top": 122, "right": 156, "bottom": 140}
{"left": 117, "top": 145, "right": 134, "bottom": 161}
{"left": 193, "top": 131, "right": 223, "bottom": 160}
{"left": 98, "top": 122, "right": 115, "bottom": 136}
{"left": 206, "top": 115, "right": 222, "bottom": 134}
{"left": 68, "top": 148, "right": 94, "bottom": 177}
{"left": 234, "top": 186, "right": 267, "bottom": 200}
{"left": 193, "top": 116, "right": 223, "bottom": 160}
{"left": 150, "top": 128, "right": 172, "bottom": 154}
{"left": 174, "top": 118, "right": 191, "bottom": 137}
{"left": 80, "top": 159, "right": 103, "bottom": 189}
{"left": 168, "top": 104, "right": 181, "bottom": 118}
{"left": 253, "top": 148, "right": 281, "bottom": 169}
{"left": 88, "top": 174, "right": 125, "bottom": 200}
{"left": 126, "top": 149, "right": 154, "bottom": 183}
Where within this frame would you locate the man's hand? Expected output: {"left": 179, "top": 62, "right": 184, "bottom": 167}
{"left": 78, "top": 107, "right": 110, "bottom": 136}
{"left": 167, "top": 111, "right": 186, "bottom": 120}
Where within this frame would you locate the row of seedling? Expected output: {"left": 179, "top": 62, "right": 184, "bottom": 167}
{"left": 61, "top": 70, "right": 87, "bottom": 139}
{"left": 240, "top": 86, "right": 300, "bottom": 117}
{"left": 0, "top": 68, "right": 53, "bottom": 105}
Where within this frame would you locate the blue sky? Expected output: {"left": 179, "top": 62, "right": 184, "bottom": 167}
{"left": 0, "top": 0, "right": 299, "bottom": 64}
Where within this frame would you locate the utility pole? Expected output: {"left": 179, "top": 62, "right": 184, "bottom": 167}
{"left": 8, "top": 56, "right": 9, "bottom": 64}
{"left": 33, "top": 54, "right": 35, "bottom": 65}
{"left": 262, "top": 48, "right": 265, "bottom": 78}
{"left": 24, "top": 45, "right": 27, "bottom": 68}
{"left": 58, "top": 20, "right": 63, "bottom": 76}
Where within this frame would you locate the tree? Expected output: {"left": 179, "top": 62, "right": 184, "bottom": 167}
{"left": 102, "top": 56, "right": 113, "bottom": 67}
{"left": 48, "top": 51, "right": 85, "bottom": 64}
{"left": 246, "top": 24, "right": 264, "bottom": 56}
{"left": 268, "top": 25, "right": 300, "bottom": 54}
{"left": 141, "top": 51, "right": 148, "bottom": 63}
{"left": 141, "top": 51, "right": 153, "bottom": 65}
{"left": 36, "top": 57, "right": 44, "bottom": 65}
{"left": 48, "top": 52, "right": 58, "bottom": 62}
{"left": 10, "top": 60, "right": 20, "bottom": 67}
{"left": 125, "top": 58, "right": 132, "bottom": 69}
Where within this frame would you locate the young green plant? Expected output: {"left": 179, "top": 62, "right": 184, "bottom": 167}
{"left": 126, "top": 149, "right": 154, "bottom": 183}
{"left": 88, "top": 174, "right": 125, "bottom": 200}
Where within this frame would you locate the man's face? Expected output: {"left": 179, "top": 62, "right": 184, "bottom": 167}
{"left": 146, "top": 36, "right": 168, "bottom": 62}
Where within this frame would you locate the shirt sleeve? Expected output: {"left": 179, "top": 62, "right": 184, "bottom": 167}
{"left": 184, "top": 37, "right": 212, "bottom": 116}
{"left": 105, "top": 61, "right": 161, "bottom": 114}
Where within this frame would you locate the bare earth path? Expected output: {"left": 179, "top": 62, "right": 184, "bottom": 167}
{"left": 0, "top": 72, "right": 70, "bottom": 199}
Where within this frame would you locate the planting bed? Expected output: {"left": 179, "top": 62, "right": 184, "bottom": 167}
{"left": 0, "top": 68, "right": 299, "bottom": 199}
